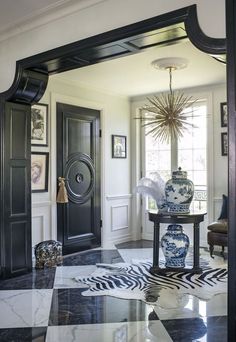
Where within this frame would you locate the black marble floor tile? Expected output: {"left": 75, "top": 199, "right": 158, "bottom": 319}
{"left": 162, "top": 316, "right": 227, "bottom": 342}
{"left": 205, "top": 316, "right": 227, "bottom": 342}
{"left": 0, "top": 268, "right": 56, "bottom": 290}
{"left": 49, "top": 288, "right": 159, "bottom": 326}
{"left": 162, "top": 317, "right": 207, "bottom": 341}
{"left": 0, "top": 327, "right": 47, "bottom": 342}
{"left": 116, "top": 240, "right": 153, "bottom": 249}
{"left": 62, "top": 249, "right": 124, "bottom": 266}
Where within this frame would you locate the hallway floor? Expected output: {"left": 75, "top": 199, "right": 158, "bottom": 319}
{"left": 0, "top": 241, "right": 227, "bottom": 341}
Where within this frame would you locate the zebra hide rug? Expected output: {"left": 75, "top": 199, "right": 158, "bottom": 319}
{"left": 74, "top": 261, "right": 227, "bottom": 308}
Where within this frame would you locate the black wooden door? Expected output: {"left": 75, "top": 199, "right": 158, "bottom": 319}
{"left": 1, "top": 102, "right": 32, "bottom": 278}
{"left": 57, "top": 103, "right": 101, "bottom": 254}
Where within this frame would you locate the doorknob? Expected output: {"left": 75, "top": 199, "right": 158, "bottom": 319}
{"left": 56, "top": 177, "right": 68, "bottom": 203}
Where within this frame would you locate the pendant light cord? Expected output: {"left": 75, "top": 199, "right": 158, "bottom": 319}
{"left": 169, "top": 67, "right": 173, "bottom": 95}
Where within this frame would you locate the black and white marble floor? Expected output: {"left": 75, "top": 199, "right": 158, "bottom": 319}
{"left": 0, "top": 241, "right": 227, "bottom": 341}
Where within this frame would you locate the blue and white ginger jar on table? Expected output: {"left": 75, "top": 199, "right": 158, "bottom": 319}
{"left": 165, "top": 167, "right": 194, "bottom": 213}
{"left": 161, "top": 224, "right": 189, "bottom": 268}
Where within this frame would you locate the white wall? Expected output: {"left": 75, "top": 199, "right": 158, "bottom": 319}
{"left": 32, "top": 76, "right": 132, "bottom": 248}
{"left": 32, "top": 78, "right": 227, "bottom": 249}
{"left": 130, "top": 83, "right": 227, "bottom": 246}
{"left": 0, "top": 0, "right": 226, "bottom": 93}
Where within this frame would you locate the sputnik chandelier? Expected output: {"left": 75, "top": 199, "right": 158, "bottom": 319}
{"left": 140, "top": 57, "right": 197, "bottom": 143}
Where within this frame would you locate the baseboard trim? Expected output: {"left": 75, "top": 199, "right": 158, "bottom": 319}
{"left": 103, "top": 233, "right": 132, "bottom": 248}
{"left": 142, "top": 233, "right": 153, "bottom": 241}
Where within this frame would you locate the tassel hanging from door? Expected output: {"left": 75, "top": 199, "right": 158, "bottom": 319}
{"left": 56, "top": 177, "right": 68, "bottom": 203}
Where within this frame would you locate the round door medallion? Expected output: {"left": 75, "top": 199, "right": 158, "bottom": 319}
{"left": 64, "top": 153, "right": 95, "bottom": 204}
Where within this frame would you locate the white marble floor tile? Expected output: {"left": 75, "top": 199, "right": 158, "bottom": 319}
{"left": 154, "top": 293, "right": 227, "bottom": 320}
{"left": 118, "top": 248, "right": 154, "bottom": 263}
{"left": 54, "top": 265, "right": 97, "bottom": 288}
{"left": 199, "top": 249, "right": 227, "bottom": 268}
{"left": 46, "top": 321, "right": 172, "bottom": 342}
{"left": 0, "top": 289, "right": 53, "bottom": 328}
{"left": 204, "top": 293, "right": 227, "bottom": 317}
{"left": 118, "top": 247, "right": 227, "bottom": 269}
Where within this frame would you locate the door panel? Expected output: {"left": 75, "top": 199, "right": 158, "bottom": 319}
{"left": 2, "top": 102, "right": 32, "bottom": 278}
{"left": 57, "top": 103, "right": 101, "bottom": 254}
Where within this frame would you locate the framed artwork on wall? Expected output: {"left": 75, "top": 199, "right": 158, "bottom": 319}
{"left": 220, "top": 102, "right": 227, "bottom": 127}
{"left": 221, "top": 132, "right": 228, "bottom": 156}
{"left": 31, "top": 152, "right": 49, "bottom": 192}
{"left": 112, "top": 135, "right": 127, "bottom": 158}
{"left": 31, "top": 103, "right": 48, "bottom": 146}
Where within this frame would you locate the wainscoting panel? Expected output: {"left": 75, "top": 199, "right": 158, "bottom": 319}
{"left": 214, "top": 197, "right": 224, "bottom": 219}
{"left": 111, "top": 205, "right": 128, "bottom": 231}
{"left": 104, "top": 194, "right": 132, "bottom": 247}
{"left": 32, "top": 202, "right": 52, "bottom": 247}
{"left": 32, "top": 216, "right": 44, "bottom": 246}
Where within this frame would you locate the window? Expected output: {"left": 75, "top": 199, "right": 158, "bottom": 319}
{"left": 144, "top": 99, "right": 207, "bottom": 212}
{"left": 178, "top": 101, "right": 207, "bottom": 212}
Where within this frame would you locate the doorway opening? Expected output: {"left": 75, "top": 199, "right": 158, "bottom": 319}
{"left": 37, "top": 36, "right": 225, "bottom": 258}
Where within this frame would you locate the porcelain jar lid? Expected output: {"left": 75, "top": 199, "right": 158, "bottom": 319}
{"left": 172, "top": 167, "right": 187, "bottom": 180}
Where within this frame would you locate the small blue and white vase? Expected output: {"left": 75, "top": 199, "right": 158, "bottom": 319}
{"left": 161, "top": 224, "right": 189, "bottom": 268}
{"left": 165, "top": 167, "right": 194, "bottom": 213}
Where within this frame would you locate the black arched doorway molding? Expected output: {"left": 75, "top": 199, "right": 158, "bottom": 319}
{"left": 0, "top": 3, "right": 235, "bottom": 338}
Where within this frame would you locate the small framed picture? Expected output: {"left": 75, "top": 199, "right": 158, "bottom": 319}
{"left": 31, "top": 152, "right": 49, "bottom": 192}
{"left": 220, "top": 102, "right": 227, "bottom": 127}
{"left": 221, "top": 132, "right": 228, "bottom": 156}
{"left": 31, "top": 103, "right": 48, "bottom": 146}
{"left": 112, "top": 135, "right": 127, "bottom": 158}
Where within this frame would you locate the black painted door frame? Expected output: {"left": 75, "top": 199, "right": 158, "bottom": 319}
{"left": 0, "top": 69, "right": 47, "bottom": 279}
{"left": 226, "top": 0, "right": 236, "bottom": 336}
{"left": 0, "top": 102, "right": 32, "bottom": 278}
{"left": 1, "top": 4, "right": 236, "bottom": 339}
{"left": 56, "top": 102, "right": 101, "bottom": 254}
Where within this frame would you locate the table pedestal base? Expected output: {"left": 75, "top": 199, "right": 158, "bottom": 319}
{"left": 148, "top": 211, "right": 206, "bottom": 276}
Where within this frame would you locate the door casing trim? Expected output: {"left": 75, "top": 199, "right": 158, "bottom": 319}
{"left": 50, "top": 91, "right": 105, "bottom": 245}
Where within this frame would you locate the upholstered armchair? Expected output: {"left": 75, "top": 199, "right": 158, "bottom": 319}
{"left": 207, "top": 195, "right": 228, "bottom": 258}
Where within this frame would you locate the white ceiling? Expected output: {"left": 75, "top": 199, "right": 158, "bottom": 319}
{"left": 0, "top": 0, "right": 103, "bottom": 40}
{"left": 0, "top": 0, "right": 68, "bottom": 31}
{"left": 52, "top": 40, "right": 226, "bottom": 97}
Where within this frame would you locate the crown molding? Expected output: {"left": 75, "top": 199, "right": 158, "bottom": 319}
{"left": 0, "top": 0, "right": 106, "bottom": 43}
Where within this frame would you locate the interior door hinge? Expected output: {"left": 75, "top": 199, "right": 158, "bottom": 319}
{"left": 99, "top": 129, "right": 102, "bottom": 138}
{"left": 100, "top": 219, "right": 103, "bottom": 228}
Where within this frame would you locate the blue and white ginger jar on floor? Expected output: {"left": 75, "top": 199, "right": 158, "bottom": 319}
{"left": 161, "top": 224, "right": 189, "bottom": 268}
{"left": 165, "top": 167, "right": 194, "bottom": 213}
